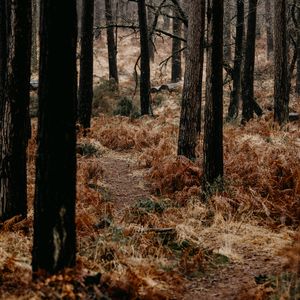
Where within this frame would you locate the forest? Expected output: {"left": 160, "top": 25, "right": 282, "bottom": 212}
{"left": 0, "top": 0, "right": 299, "bottom": 299}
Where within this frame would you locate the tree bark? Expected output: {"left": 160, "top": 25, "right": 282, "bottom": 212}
{"left": 224, "top": 0, "right": 232, "bottom": 62}
{"left": 177, "top": 0, "right": 205, "bottom": 160}
{"left": 138, "top": 0, "right": 150, "bottom": 115}
{"left": 227, "top": 0, "right": 244, "bottom": 120}
{"left": 296, "top": 6, "right": 300, "bottom": 95}
{"left": 171, "top": 3, "right": 182, "bottom": 83}
{"left": 241, "top": 0, "right": 257, "bottom": 123}
{"left": 265, "top": 0, "right": 273, "bottom": 61}
{"left": 105, "top": 0, "right": 119, "bottom": 83}
{"left": 203, "top": 0, "right": 224, "bottom": 195}
{"left": 0, "top": 0, "right": 31, "bottom": 221}
{"left": 274, "top": 0, "right": 289, "bottom": 125}
{"left": 32, "top": 0, "right": 77, "bottom": 275}
{"left": 78, "top": 0, "right": 94, "bottom": 129}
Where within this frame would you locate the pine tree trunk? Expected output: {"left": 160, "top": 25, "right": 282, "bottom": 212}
{"left": 227, "top": 0, "right": 244, "bottom": 120}
{"left": 105, "top": 0, "right": 119, "bottom": 83}
{"left": 177, "top": 0, "right": 205, "bottom": 160}
{"left": 241, "top": 0, "right": 257, "bottom": 123}
{"left": 171, "top": 4, "right": 182, "bottom": 83}
{"left": 265, "top": 0, "right": 273, "bottom": 61}
{"left": 274, "top": 0, "right": 289, "bottom": 125}
{"left": 32, "top": 0, "right": 77, "bottom": 275}
{"left": 138, "top": 0, "right": 150, "bottom": 115}
{"left": 147, "top": 0, "right": 155, "bottom": 62}
{"left": 0, "top": 0, "right": 31, "bottom": 222}
{"left": 78, "top": 0, "right": 94, "bottom": 129}
{"left": 224, "top": 0, "right": 232, "bottom": 62}
{"left": 296, "top": 7, "right": 300, "bottom": 95}
{"left": 203, "top": 0, "right": 223, "bottom": 195}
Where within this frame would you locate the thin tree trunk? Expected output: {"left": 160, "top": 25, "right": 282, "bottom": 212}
{"left": 224, "top": 0, "right": 232, "bottom": 62}
{"left": 203, "top": 0, "right": 224, "bottom": 195}
{"left": 241, "top": 0, "right": 257, "bottom": 123}
{"left": 265, "top": 0, "right": 273, "bottom": 61}
{"left": 105, "top": 0, "right": 119, "bottom": 83}
{"left": 78, "top": 0, "right": 94, "bottom": 129}
{"left": 138, "top": 0, "right": 150, "bottom": 115}
{"left": 0, "top": 0, "right": 31, "bottom": 222}
{"left": 171, "top": 3, "right": 182, "bottom": 82}
{"left": 274, "top": 0, "right": 289, "bottom": 125}
{"left": 296, "top": 7, "right": 300, "bottom": 95}
{"left": 177, "top": 0, "right": 205, "bottom": 160}
{"left": 32, "top": 0, "right": 77, "bottom": 275}
{"left": 227, "top": 0, "right": 244, "bottom": 120}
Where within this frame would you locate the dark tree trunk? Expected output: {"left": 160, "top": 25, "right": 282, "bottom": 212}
{"left": 227, "top": 0, "right": 244, "bottom": 120}
{"left": 177, "top": 0, "right": 205, "bottom": 160}
{"left": 224, "top": 0, "right": 232, "bottom": 62}
{"left": 296, "top": 7, "right": 300, "bottom": 95}
{"left": 171, "top": 4, "right": 182, "bottom": 83}
{"left": 265, "top": 0, "right": 273, "bottom": 61}
{"left": 32, "top": 0, "right": 77, "bottom": 275}
{"left": 105, "top": 0, "right": 119, "bottom": 83}
{"left": 241, "top": 0, "right": 257, "bottom": 123}
{"left": 274, "top": 0, "right": 289, "bottom": 125}
{"left": 203, "top": 0, "right": 223, "bottom": 195}
{"left": 138, "top": 0, "right": 150, "bottom": 115}
{"left": 78, "top": 0, "right": 94, "bottom": 129}
{"left": 0, "top": 0, "right": 31, "bottom": 221}
{"left": 147, "top": 0, "right": 155, "bottom": 62}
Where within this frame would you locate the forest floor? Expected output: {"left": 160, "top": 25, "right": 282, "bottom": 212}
{"left": 1, "top": 32, "right": 300, "bottom": 299}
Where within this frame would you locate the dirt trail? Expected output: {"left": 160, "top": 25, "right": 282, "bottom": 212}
{"left": 97, "top": 149, "right": 288, "bottom": 300}
{"left": 99, "top": 152, "right": 151, "bottom": 210}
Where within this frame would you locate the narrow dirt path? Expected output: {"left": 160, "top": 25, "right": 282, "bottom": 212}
{"left": 99, "top": 152, "right": 151, "bottom": 210}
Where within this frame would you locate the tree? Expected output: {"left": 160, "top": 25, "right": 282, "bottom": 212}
{"left": 265, "top": 0, "right": 274, "bottom": 61}
{"left": 105, "top": 0, "right": 119, "bottom": 84}
{"left": 241, "top": 0, "right": 258, "bottom": 123}
{"left": 32, "top": 0, "right": 77, "bottom": 275}
{"left": 137, "top": 0, "right": 151, "bottom": 115}
{"left": 203, "top": 0, "right": 223, "bottom": 195}
{"left": 227, "top": 0, "right": 244, "bottom": 120}
{"left": 224, "top": 0, "right": 232, "bottom": 62}
{"left": 177, "top": 0, "right": 205, "bottom": 160}
{"left": 78, "top": 0, "right": 94, "bottom": 129}
{"left": 171, "top": 2, "right": 182, "bottom": 83}
{"left": 296, "top": 6, "right": 300, "bottom": 95}
{"left": 0, "top": 0, "right": 32, "bottom": 221}
{"left": 274, "top": 0, "right": 289, "bottom": 125}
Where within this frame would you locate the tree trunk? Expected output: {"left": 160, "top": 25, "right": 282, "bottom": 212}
{"left": 274, "top": 0, "right": 289, "bottom": 125}
{"left": 224, "top": 0, "right": 232, "bottom": 62}
{"left": 265, "top": 0, "right": 273, "bottom": 61}
{"left": 227, "top": 0, "right": 244, "bottom": 120}
{"left": 138, "top": 0, "right": 150, "bottom": 115}
{"left": 32, "top": 0, "right": 77, "bottom": 275}
{"left": 147, "top": 0, "right": 155, "bottom": 62}
{"left": 78, "top": 0, "right": 94, "bottom": 129}
{"left": 296, "top": 7, "right": 300, "bottom": 95}
{"left": 241, "top": 0, "right": 257, "bottom": 123}
{"left": 0, "top": 0, "right": 31, "bottom": 222}
{"left": 105, "top": 0, "right": 119, "bottom": 84}
{"left": 171, "top": 3, "right": 182, "bottom": 83}
{"left": 203, "top": 0, "right": 224, "bottom": 195}
{"left": 177, "top": 0, "right": 205, "bottom": 160}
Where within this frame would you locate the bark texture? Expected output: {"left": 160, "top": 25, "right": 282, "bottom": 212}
{"left": 203, "top": 0, "right": 224, "bottom": 194}
{"left": 241, "top": 0, "right": 257, "bottom": 123}
{"left": 274, "top": 0, "right": 289, "bottom": 125}
{"left": 227, "top": 0, "right": 244, "bottom": 120}
{"left": 32, "top": 0, "right": 77, "bottom": 274}
{"left": 0, "top": 0, "right": 31, "bottom": 221}
{"left": 78, "top": 0, "right": 94, "bottom": 129}
{"left": 138, "top": 0, "right": 150, "bottom": 115}
{"left": 177, "top": 0, "right": 205, "bottom": 160}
